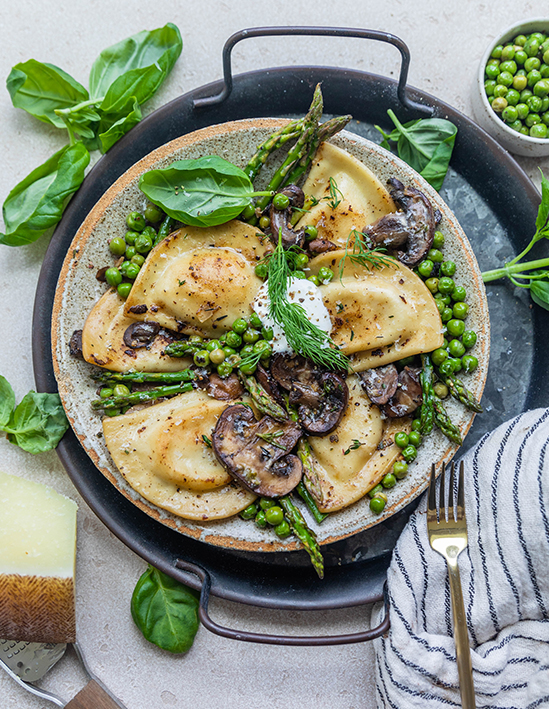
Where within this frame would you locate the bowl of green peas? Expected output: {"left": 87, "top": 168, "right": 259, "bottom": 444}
{"left": 472, "top": 19, "right": 549, "bottom": 156}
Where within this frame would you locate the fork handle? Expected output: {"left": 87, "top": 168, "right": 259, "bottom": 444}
{"left": 447, "top": 557, "right": 476, "bottom": 708}
{"left": 64, "top": 680, "right": 124, "bottom": 708}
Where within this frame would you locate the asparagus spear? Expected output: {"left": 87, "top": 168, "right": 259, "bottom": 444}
{"left": 296, "top": 480, "right": 328, "bottom": 525}
{"left": 440, "top": 372, "right": 483, "bottom": 413}
{"left": 419, "top": 354, "right": 435, "bottom": 435}
{"left": 92, "top": 383, "right": 193, "bottom": 411}
{"left": 238, "top": 374, "right": 288, "bottom": 422}
{"left": 296, "top": 438, "right": 326, "bottom": 510}
{"left": 154, "top": 215, "right": 175, "bottom": 246}
{"left": 244, "top": 119, "right": 305, "bottom": 182}
{"left": 279, "top": 495, "right": 324, "bottom": 579}
{"left": 163, "top": 341, "right": 202, "bottom": 358}
{"left": 433, "top": 396, "right": 463, "bottom": 445}
{"left": 91, "top": 369, "right": 195, "bottom": 384}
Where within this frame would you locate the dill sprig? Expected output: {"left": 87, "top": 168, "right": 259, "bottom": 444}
{"left": 339, "top": 229, "right": 397, "bottom": 281}
{"left": 267, "top": 234, "right": 349, "bottom": 372}
{"left": 327, "top": 176, "right": 344, "bottom": 210}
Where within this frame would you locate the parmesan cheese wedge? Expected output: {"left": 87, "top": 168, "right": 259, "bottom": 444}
{"left": 0, "top": 471, "right": 77, "bottom": 643}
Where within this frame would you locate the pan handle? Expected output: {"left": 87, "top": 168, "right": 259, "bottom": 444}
{"left": 175, "top": 559, "right": 390, "bottom": 646}
{"left": 193, "top": 25, "right": 433, "bottom": 116}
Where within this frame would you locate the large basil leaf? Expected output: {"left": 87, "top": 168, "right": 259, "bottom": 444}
{"left": 0, "top": 142, "right": 90, "bottom": 246}
{"left": 530, "top": 280, "right": 549, "bottom": 311}
{"left": 97, "top": 97, "right": 142, "bottom": 153}
{"left": 0, "top": 376, "right": 16, "bottom": 428}
{"left": 2, "top": 391, "right": 69, "bottom": 454}
{"left": 139, "top": 156, "right": 260, "bottom": 227}
{"left": 89, "top": 23, "right": 182, "bottom": 110}
{"left": 535, "top": 168, "right": 549, "bottom": 235}
{"left": 6, "top": 60, "right": 89, "bottom": 129}
{"left": 131, "top": 565, "right": 199, "bottom": 653}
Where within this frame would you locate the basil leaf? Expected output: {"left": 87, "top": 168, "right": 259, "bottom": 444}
{"left": 139, "top": 156, "right": 259, "bottom": 227}
{"left": 6, "top": 60, "right": 89, "bottom": 129}
{"left": 90, "top": 23, "right": 182, "bottom": 109}
{"left": 97, "top": 97, "right": 142, "bottom": 153}
{"left": 131, "top": 565, "right": 199, "bottom": 654}
{"left": 530, "top": 280, "right": 549, "bottom": 311}
{"left": 0, "top": 142, "right": 90, "bottom": 246}
{"left": 3, "top": 391, "right": 69, "bottom": 454}
{"left": 0, "top": 376, "right": 16, "bottom": 428}
{"left": 535, "top": 168, "right": 549, "bottom": 234}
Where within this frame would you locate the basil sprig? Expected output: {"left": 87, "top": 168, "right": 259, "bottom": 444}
{"left": 375, "top": 109, "right": 457, "bottom": 191}
{"left": 1, "top": 23, "right": 182, "bottom": 248}
{"left": 139, "top": 156, "right": 273, "bottom": 227}
{"left": 131, "top": 565, "right": 199, "bottom": 653}
{"left": 0, "top": 376, "right": 69, "bottom": 454}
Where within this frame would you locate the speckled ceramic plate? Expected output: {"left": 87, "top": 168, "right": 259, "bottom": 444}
{"left": 51, "top": 118, "right": 489, "bottom": 552}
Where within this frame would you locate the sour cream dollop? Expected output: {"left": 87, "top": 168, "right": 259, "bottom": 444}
{"left": 252, "top": 277, "right": 333, "bottom": 354}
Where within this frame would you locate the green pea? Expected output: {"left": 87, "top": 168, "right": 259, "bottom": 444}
{"left": 531, "top": 32, "right": 546, "bottom": 43}
{"left": 104, "top": 408, "right": 121, "bottom": 417}
{"left": 393, "top": 461, "right": 408, "bottom": 479}
{"left": 462, "top": 354, "right": 479, "bottom": 374}
{"left": 189, "top": 334, "right": 203, "bottom": 344}
{"left": 205, "top": 340, "right": 221, "bottom": 352}
{"left": 255, "top": 263, "right": 268, "bottom": 279}
{"left": 134, "top": 233, "right": 153, "bottom": 254}
{"left": 294, "top": 252, "right": 309, "bottom": 269}
{"left": 432, "top": 231, "right": 445, "bottom": 248}
{"left": 255, "top": 510, "right": 268, "bottom": 528}
{"left": 105, "top": 267, "right": 122, "bottom": 287}
{"left": 438, "top": 276, "right": 455, "bottom": 295}
{"left": 513, "top": 74, "right": 528, "bottom": 91}
{"left": 435, "top": 293, "right": 451, "bottom": 305}
{"left": 318, "top": 266, "right": 334, "bottom": 283}
{"left": 411, "top": 419, "right": 422, "bottom": 432}
{"left": 261, "top": 326, "right": 274, "bottom": 341}
{"left": 109, "top": 236, "right": 126, "bottom": 256}
{"left": 524, "top": 38, "right": 540, "bottom": 57}
{"left": 441, "top": 307, "right": 453, "bottom": 323}
{"left": 125, "top": 262, "right": 140, "bottom": 280}
{"left": 438, "top": 360, "right": 455, "bottom": 376}
{"left": 543, "top": 111, "right": 549, "bottom": 126}
{"left": 240, "top": 503, "right": 258, "bottom": 520}
{"left": 524, "top": 57, "right": 541, "bottom": 72}
{"left": 216, "top": 362, "right": 233, "bottom": 378}
{"left": 427, "top": 248, "right": 444, "bottom": 263}
{"left": 447, "top": 318, "right": 465, "bottom": 337}
{"left": 224, "top": 331, "right": 242, "bottom": 349}
{"left": 243, "top": 328, "right": 260, "bottom": 344}
{"left": 222, "top": 346, "right": 237, "bottom": 357}
{"left": 530, "top": 123, "right": 548, "bottom": 138}
{"left": 526, "top": 113, "right": 541, "bottom": 127}
{"left": 292, "top": 270, "right": 306, "bottom": 279}
{"left": 433, "top": 382, "right": 449, "bottom": 398}
{"left": 491, "top": 97, "right": 508, "bottom": 113}
{"left": 485, "top": 63, "right": 500, "bottom": 80}
{"left": 394, "top": 431, "right": 410, "bottom": 448}
{"left": 542, "top": 65, "right": 549, "bottom": 78}
{"left": 193, "top": 350, "right": 210, "bottom": 367}
{"left": 117, "top": 282, "right": 132, "bottom": 299}
{"left": 418, "top": 259, "right": 434, "bottom": 278}
{"left": 448, "top": 357, "right": 463, "bottom": 373}
{"left": 265, "top": 506, "right": 284, "bottom": 525}
{"left": 544, "top": 48, "right": 549, "bottom": 65}
{"left": 126, "top": 211, "right": 145, "bottom": 231}
{"left": 491, "top": 44, "right": 503, "bottom": 58}
{"left": 408, "top": 430, "right": 422, "bottom": 447}
{"left": 528, "top": 70, "right": 542, "bottom": 88}
{"left": 527, "top": 95, "right": 543, "bottom": 112}
{"left": 501, "top": 45, "right": 515, "bottom": 61}
{"left": 124, "top": 230, "right": 139, "bottom": 245}
{"left": 452, "top": 285, "right": 467, "bottom": 302}
{"left": 259, "top": 215, "right": 271, "bottom": 230}
{"left": 534, "top": 79, "right": 549, "bottom": 98}
{"left": 239, "top": 362, "right": 257, "bottom": 375}
{"left": 112, "top": 384, "right": 130, "bottom": 397}
{"left": 100, "top": 387, "right": 113, "bottom": 399}
{"left": 448, "top": 339, "right": 466, "bottom": 357}
{"left": 273, "top": 193, "right": 290, "bottom": 210}
{"left": 542, "top": 98, "right": 549, "bottom": 112}
{"left": 498, "top": 71, "right": 514, "bottom": 87}
{"left": 435, "top": 300, "right": 446, "bottom": 316}
{"left": 232, "top": 318, "right": 248, "bottom": 334}
{"left": 502, "top": 105, "right": 519, "bottom": 123}
{"left": 368, "top": 484, "right": 384, "bottom": 499}
{"left": 274, "top": 520, "right": 291, "bottom": 538}
{"left": 453, "top": 302, "right": 469, "bottom": 320}
{"left": 493, "top": 84, "right": 509, "bottom": 97}
{"left": 119, "top": 260, "right": 131, "bottom": 277}
{"left": 516, "top": 102, "right": 530, "bottom": 120}
{"left": 210, "top": 348, "right": 226, "bottom": 365}
{"left": 304, "top": 225, "right": 318, "bottom": 241}
{"left": 124, "top": 245, "right": 136, "bottom": 260}
{"left": 369, "top": 496, "right": 386, "bottom": 514}
{"left": 440, "top": 261, "right": 456, "bottom": 277}
{"left": 514, "top": 49, "right": 528, "bottom": 66}
{"left": 462, "top": 330, "right": 477, "bottom": 349}
{"left": 484, "top": 80, "right": 497, "bottom": 97}
{"left": 308, "top": 275, "right": 320, "bottom": 286}
{"left": 508, "top": 119, "right": 523, "bottom": 132}
{"left": 402, "top": 445, "right": 417, "bottom": 463}
{"left": 144, "top": 204, "right": 163, "bottom": 223}
{"left": 240, "top": 344, "right": 254, "bottom": 357}
{"left": 253, "top": 340, "right": 272, "bottom": 358}
{"left": 425, "top": 277, "right": 439, "bottom": 294}
{"left": 382, "top": 473, "right": 397, "bottom": 489}
{"left": 431, "top": 347, "right": 449, "bottom": 366}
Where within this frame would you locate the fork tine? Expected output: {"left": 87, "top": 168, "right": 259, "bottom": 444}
{"left": 439, "top": 462, "right": 446, "bottom": 521}
{"left": 428, "top": 463, "right": 437, "bottom": 513}
{"left": 448, "top": 461, "right": 455, "bottom": 522}
{"left": 457, "top": 460, "right": 465, "bottom": 521}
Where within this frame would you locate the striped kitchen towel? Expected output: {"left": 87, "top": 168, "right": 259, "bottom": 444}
{"left": 373, "top": 407, "right": 549, "bottom": 708}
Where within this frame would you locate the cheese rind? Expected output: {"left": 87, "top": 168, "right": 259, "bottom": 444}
{"left": 0, "top": 472, "right": 77, "bottom": 643}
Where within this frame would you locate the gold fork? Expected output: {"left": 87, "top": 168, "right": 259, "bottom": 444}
{"left": 427, "top": 461, "right": 476, "bottom": 708}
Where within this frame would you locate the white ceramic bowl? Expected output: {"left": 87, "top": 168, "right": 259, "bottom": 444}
{"left": 472, "top": 18, "right": 549, "bottom": 156}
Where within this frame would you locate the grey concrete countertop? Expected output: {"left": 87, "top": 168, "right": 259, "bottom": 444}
{"left": 1, "top": 2, "right": 547, "bottom": 707}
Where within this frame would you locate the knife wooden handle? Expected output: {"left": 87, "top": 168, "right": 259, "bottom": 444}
{"left": 65, "top": 679, "right": 124, "bottom": 708}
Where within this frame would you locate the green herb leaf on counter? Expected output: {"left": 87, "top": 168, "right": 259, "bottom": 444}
{"left": 0, "top": 376, "right": 69, "bottom": 454}
{"left": 139, "top": 156, "right": 274, "bottom": 228}
{"left": 131, "top": 565, "right": 199, "bottom": 654}
{"left": 375, "top": 109, "right": 457, "bottom": 191}
{"left": 97, "top": 96, "right": 142, "bottom": 153}
{"left": 0, "top": 143, "right": 90, "bottom": 247}
{"left": 481, "top": 168, "right": 549, "bottom": 311}
{"left": 6, "top": 60, "right": 89, "bottom": 128}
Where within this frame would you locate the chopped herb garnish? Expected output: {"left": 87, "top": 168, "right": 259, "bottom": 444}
{"left": 202, "top": 434, "right": 212, "bottom": 448}
{"left": 327, "top": 176, "right": 344, "bottom": 210}
{"left": 256, "top": 430, "right": 287, "bottom": 450}
{"left": 339, "top": 229, "right": 396, "bottom": 281}
{"left": 177, "top": 279, "right": 186, "bottom": 286}
{"left": 343, "top": 439, "right": 365, "bottom": 455}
